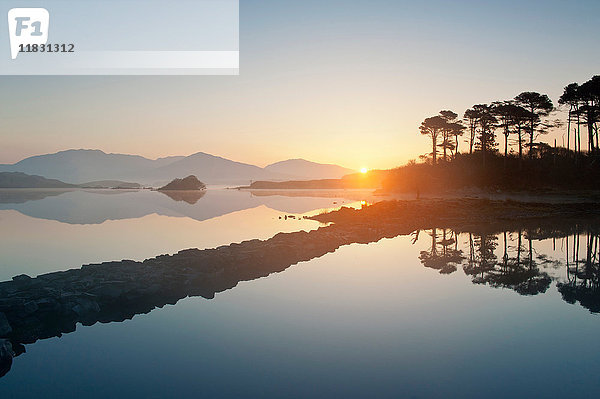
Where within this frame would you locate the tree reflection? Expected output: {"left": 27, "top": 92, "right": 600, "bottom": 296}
{"left": 423, "top": 229, "right": 552, "bottom": 296}
{"left": 419, "top": 228, "right": 464, "bottom": 274}
{"left": 463, "top": 233, "right": 497, "bottom": 283}
{"left": 558, "top": 231, "right": 600, "bottom": 313}
{"left": 486, "top": 232, "right": 552, "bottom": 296}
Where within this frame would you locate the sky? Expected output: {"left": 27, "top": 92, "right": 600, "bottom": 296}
{"left": 1, "top": 0, "right": 599, "bottom": 170}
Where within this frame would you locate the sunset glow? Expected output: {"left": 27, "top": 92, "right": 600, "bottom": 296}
{"left": 2, "top": 1, "right": 600, "bottom": 397}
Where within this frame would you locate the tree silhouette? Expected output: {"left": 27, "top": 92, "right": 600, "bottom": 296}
{"left": 491, "top": 101, "right": 534, "bottom": 167}
{"left": 558, "top": 83, "right": 581, "bottom": 155}
{"left": 419, "top": 111, "right": 464, "bottom": 164}
{"left": 514, "top": 92, "right": 554, "bottom": 158}
{"left": 464, "top": 108, "right": 479, "bottom": 154}
{"left": 509, "top": 104, "right": 532, "bottom": 164}
{"left": 492, "top": 101, "right": 514, "bottom": 160}
{"left": 579, "top": 76, "right": 600, "bottom": 154}
{"left": 419, "top": 115, "right": 446, "bottom": 165}
{"left": 439, "top": 111, "right": 456, "bottom": 161}
{"left": 448, "top": 121, "right": 465, "bottom": 158}
{"left": 408, "top": 74, "right": 600, "bottom": 193}
{"left": 471, "top": 104, "right": 498, "bottom": 166}
{"left": 438, "top": 111, "right": 465, "bottom": 160}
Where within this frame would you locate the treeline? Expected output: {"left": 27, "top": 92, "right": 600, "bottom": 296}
{"left": 558, "top": 76, "right": 600, "bottom": 155}
{"left": 382, "top": 152, "right": 600, "bottom": 192}
{"left": 418, "top": 75, "right": 600, "bottom": 166}
{"left": 380, "top": 75, "right": 600, "bottom": 192}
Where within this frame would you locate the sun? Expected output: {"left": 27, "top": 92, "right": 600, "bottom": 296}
{"left": 360, "top": 167, "right": 368, "bottom": 174}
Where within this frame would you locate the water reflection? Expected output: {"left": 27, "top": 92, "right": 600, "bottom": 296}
{"left": 0, "top": 189, "right": 69, "bottom": 204}
{"left": 416, "top": 227, "right": 600, "bottom": 309}
{"left": 420, "top": 229, "right": 553, "bottom": 295}
{"left": 559, "top": 232, "right": 600, "bottom": 312}
{"left": 418, "top": 228, "right": 464, "bottom": 274}
{"left": 159, "top": 190, "right": 206, "bottom": 204}
{"left": 1, "top": 210, "right": 600, "bottom": 379}
{"left": 1, "top": 191, "right": 599, "bottom": 383}
{"left": 0, "top": 188, "right": 373, "bottom": 224}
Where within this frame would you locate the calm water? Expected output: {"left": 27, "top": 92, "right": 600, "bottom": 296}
{"left": 1, "top": 189, "right": 599, "bottom": 398}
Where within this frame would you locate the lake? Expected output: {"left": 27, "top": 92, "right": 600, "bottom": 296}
{"left": 1, "top": 189, "right": 599, "bottom": 398}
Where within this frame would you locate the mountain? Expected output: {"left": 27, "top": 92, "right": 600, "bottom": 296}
{"left": 0, "top": 172, "right": 76, "bottom": 188}
{"left": 0, "top": 150, "right": 157, "bottom": 184}
{"left": 147, "top": 152, "right": 288, "bottom": 185}
{"left": 0, "top": 150, "right": 354, "bottom": 186}
{"left": 0, "top": 150, "right": 284, "bottom": 185}
{"left": 264, "top": 159, "right": 355, "bottom": 179}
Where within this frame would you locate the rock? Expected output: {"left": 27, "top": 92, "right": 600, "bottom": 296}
{"left": 90, "top": 284, "right": 126, "bottom": 299}
{"left": 0, "top": 339, "right": 13, "bottom": 358}
{"left": 0, "top": 339, "right": 13, "bottom": 378}
{"left": 0, "top": 312, "right": 11, "bottom": 336}
{"left": 34, "top": 298, "right": 60, "bottom": 311}
{"left": 71, "top": 298, "right": 100, "bottom": 316}
{"left": 22, "top": 301, "right": 39, "bottom": 316}
{"left": 12, "top": 274, "right": 31, "bottom": 283}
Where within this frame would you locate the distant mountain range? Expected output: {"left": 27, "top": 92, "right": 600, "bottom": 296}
{"left": 0, "top": 172, "right": 76, "bottom": 189}
{"left": 0, "top": 150, "right": 355, "bottom": 186}
{"left": 0, "top": 172, "right": 141, "bottom": 189}
{"left": 264, "top": 159, "right": 354, "bottom": 180}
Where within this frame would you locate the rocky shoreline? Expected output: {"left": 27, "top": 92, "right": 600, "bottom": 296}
{"left": 1, "top": 199, "right": 599, "bottom": 377}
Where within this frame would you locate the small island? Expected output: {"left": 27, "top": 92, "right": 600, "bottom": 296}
{"left": 158, "top": 175, "right": 206, "bottom": 191}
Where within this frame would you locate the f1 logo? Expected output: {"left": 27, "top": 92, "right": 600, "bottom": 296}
{"left": 7, "top": 8, "right": 49, "bottom": 59}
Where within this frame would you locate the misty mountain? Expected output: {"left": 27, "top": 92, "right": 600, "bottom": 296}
{"left": 0, "top": 172, "right": 76, "bottom": 188}
{"left": 265, "top": 159, "right": 355, "bottom": 179}
{"left": 146, "top": 152, "right": 287, "bottom": 185}
{"left": 0, "top": 149, "right": 353, "bottom": 186}
{"left": 0, "top": 150, "right": 159, "bottom": 184}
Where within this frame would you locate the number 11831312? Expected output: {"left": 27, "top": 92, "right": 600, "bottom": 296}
{"left": 19, "top": 43, "right": 75, "bottom": 53}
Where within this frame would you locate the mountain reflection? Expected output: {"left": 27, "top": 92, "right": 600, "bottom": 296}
{"left": 0, "top": 216, "right": 599, "bottom": 378}
{"left": 0, "top": 189, "right": 70, "bottom": 204}
{"left": 0, "top": 189, "right": 372, "bottom": 224}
